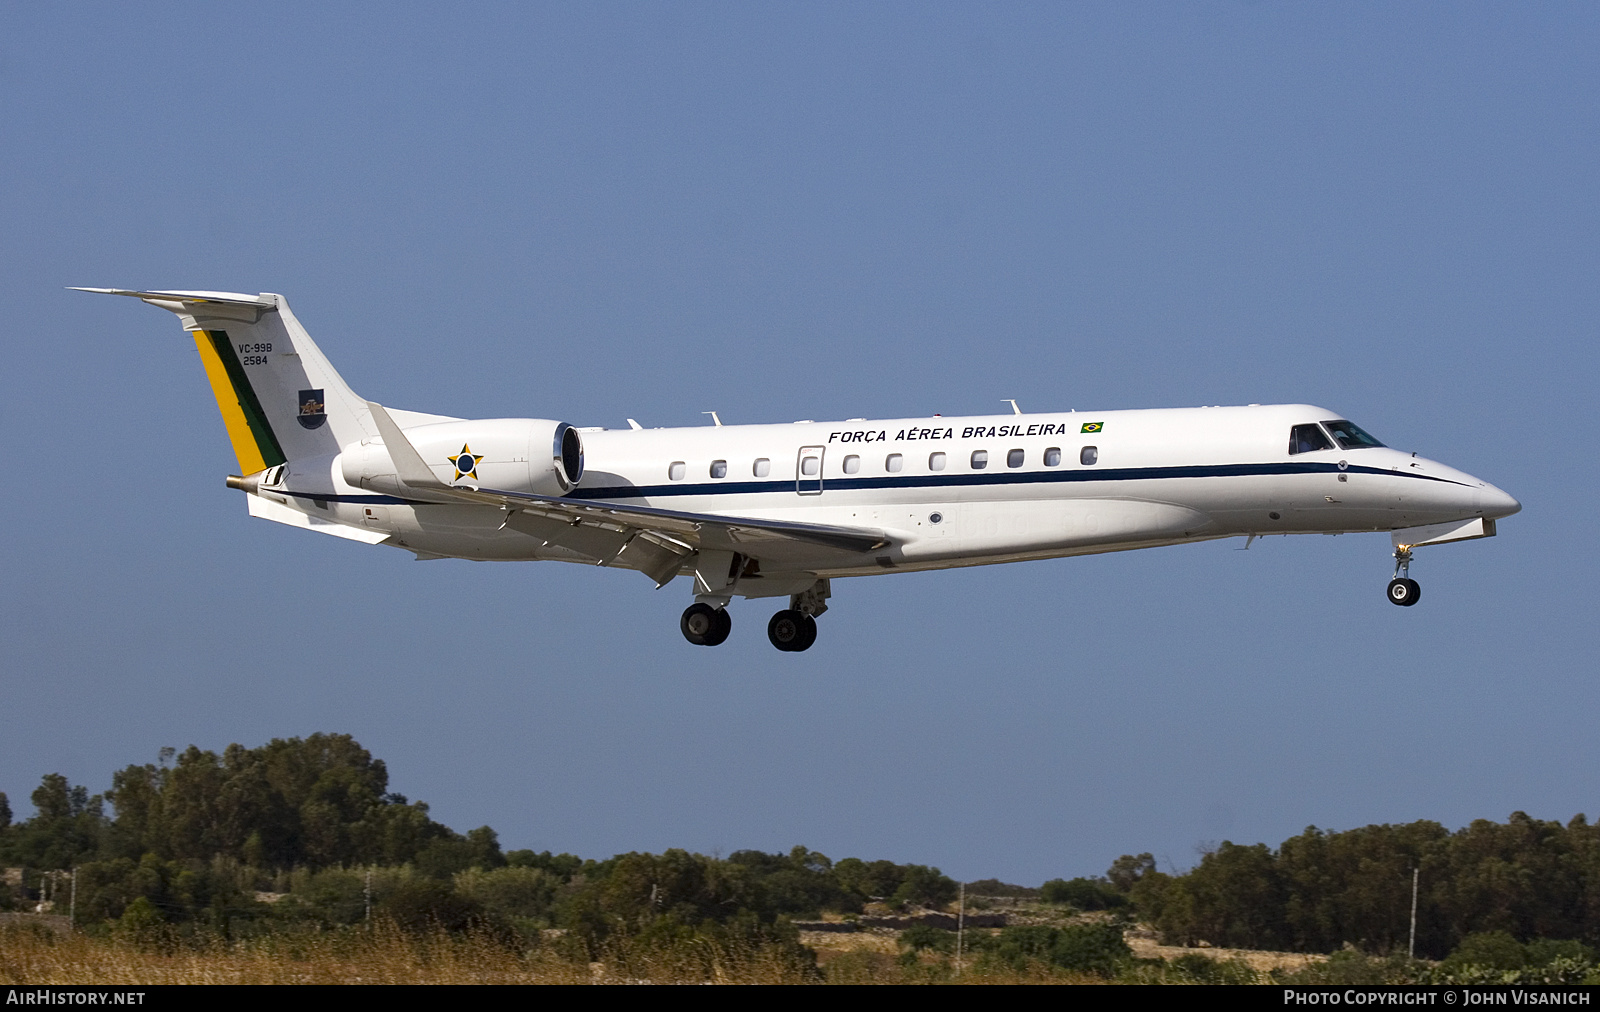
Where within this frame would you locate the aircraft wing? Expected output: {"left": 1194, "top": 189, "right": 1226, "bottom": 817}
{"left": 367, "top": 402, "right": 892, "bottom": 583}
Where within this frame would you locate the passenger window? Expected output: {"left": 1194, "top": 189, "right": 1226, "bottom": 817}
{"left": 970, "top": 450, "right": 989, "bottom": 470}
{"left": 710, "top": 460, "right": 727, "bottom": 478}
{"left": 929, "top": 452, "right": 946, "bottom": 471}
{"left": 1289, "top": 423, "right": 1335, "bottom": 455}
{"left": 753, "top": 458, "right": 771, "bottom": 477}
{"left": 669, "top": 461, "right": 686, "bottom": 481}
{"left": 1080, "top": 446, "right": 1098, "bottom": 465}
{"left": 1007, "top": 448, "right": 1024, "bottom": 468}
{"left": 801, "top": 455, "right": 820, "bottom": 476}
{"left": 1044, "top": 447, "right": 1062, "bottom": 467}
{"left": 843, "top": 454, "right": 861, "bottom": 474}
{"left": 886, "top": 453, "right": 903, "bottom": 473}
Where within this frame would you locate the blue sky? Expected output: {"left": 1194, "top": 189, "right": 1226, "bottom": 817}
{"left": 2, "top": 3, "right": 1595, "bottom": 884}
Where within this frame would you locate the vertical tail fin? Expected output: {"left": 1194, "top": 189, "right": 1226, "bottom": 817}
{"left": 76, "top": 289, "right": 374, "bottom": 472}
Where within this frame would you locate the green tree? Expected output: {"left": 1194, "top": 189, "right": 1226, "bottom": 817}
{"left": 103, "top": 734, "right": 456, "bottom": 871}
{"left": 727, "top": 846, "right": 861, "bottom": 918}
{"left": 1107, "top": 853, "right": 1156, "bottom": 893}
{"left": 1174, "top": 841, "right": 1289, "bottom": 950}
{"left": 1040, "top": 876, "right": 1125, "bottom": 910}
{"left": 890, "top": 864, "right": 957, "bottom": 910}
{"left": 833, "top": 857, "right": 905, "bottom": 900}
{"left": 1, "top": 774, "right": 106, "bottom": 869}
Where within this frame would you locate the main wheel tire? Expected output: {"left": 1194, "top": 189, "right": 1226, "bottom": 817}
{"left": 704, "top": 606, "right": 732, "bottom": 646}
{"left": 794, "top": 614, "right": 818, "bottom": 652}
{"left": 768, "top": 610, "right": 806, "bottom": 651}
{"left": 681, "top": 603, "right": 719, "bottom": 645}
{"left": 1387, "top": 578, "right": 1421, "bottom": 607}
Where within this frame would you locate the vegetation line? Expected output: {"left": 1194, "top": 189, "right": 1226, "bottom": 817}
{"left": 2, "top": 734, "right": 1596, "bottom": 984}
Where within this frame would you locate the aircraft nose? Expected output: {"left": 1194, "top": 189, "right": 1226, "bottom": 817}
{"left": 1479, "top": 482, "right": 1521, "bottom": 519}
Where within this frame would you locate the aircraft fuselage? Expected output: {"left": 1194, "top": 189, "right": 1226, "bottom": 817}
{"left": 274, "top": 403, "right": 1517, "bottom": 581}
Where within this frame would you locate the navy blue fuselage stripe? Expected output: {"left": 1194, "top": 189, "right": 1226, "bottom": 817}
{"left": 275, "top": 461, "right": 1466, "bottom": 507}
{"left": 565, "top": 461, "right": 1468, "bottom": 502}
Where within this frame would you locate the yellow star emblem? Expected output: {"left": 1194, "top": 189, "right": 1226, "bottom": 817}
{"left": 447, "top": 444, "right": 483, "bottom": 481}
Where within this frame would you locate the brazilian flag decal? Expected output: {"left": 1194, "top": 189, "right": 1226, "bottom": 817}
{"left": 1081, "top": 421, "right": 1104, "bottom": 433}
{"left": 192, "top": 329, "right": 287, "bottom": 474}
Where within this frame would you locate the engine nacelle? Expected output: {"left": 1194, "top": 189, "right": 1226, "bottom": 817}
{"left": 340, "top": 418, "right": 583, "bottom": 497}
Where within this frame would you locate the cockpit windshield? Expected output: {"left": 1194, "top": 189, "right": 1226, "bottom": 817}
{"left": 1321, "top": 420, "right": 1384, "bottom": 450}
{"left": 1288, "top": 423, "right": 1334, "bottom": 455}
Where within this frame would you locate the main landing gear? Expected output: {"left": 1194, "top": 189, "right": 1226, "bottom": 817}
{"left": 767, "top": 610, "right": 817, "bottom": 652}
{"left": 680, "top": 602, "right": 731, "bottom": 646}
{"left": 678, "top": 578, "right": 832, "bottom": 651}
{"left": 1387, "top": 547, "right": 1421, "bottom": 607}
{"left": 767, "top": 579, "right": 830, "bottom": 652}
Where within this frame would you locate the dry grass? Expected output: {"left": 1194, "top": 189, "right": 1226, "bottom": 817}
{"left": 1124, "top": 933, "right": 1327, "bottom": 974}
{"left": 799, "top": 928, "right": 902, "bottom": 959}
{"left": 0, "top": 925, "right": 1116, "bottom": 985}
{"left": 0, "top": 924, "right": 594, "bottom": 984}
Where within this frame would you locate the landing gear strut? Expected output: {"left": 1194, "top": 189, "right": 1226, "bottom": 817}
{"left": 681, "top": 602, "right": 732, "bottom": 645}
{"left": 1387, "top": 547, "right": 1420, "bottom": 607}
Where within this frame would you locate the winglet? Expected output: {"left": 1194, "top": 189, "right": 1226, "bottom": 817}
{"left": 367, "top": 401, "right": 450, "bottom": 490}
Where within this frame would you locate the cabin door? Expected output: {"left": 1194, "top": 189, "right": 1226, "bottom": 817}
{"left": 796, "top": 446, "right": 825, "bottom": 495}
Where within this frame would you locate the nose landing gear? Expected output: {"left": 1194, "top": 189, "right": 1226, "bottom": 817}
{"left": 680, "top": 602, "right": 732, "bottom": 645}
{"left": 1387, "top": 547, "right": 1420, "bottom": 607}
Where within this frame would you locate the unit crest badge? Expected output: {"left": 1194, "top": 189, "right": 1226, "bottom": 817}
{"left": 297, "top": 389, "right": 327, "bottom": 429}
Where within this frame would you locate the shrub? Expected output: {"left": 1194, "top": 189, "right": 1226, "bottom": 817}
{"left": 983, "top": 922, "right": 1130, "bottom": 977}
{"left": 1040, "top": 877, "right": 1126, "bottom": 910}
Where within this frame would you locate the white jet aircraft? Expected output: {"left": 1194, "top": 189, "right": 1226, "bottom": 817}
{"left": 80, "top": 288, "right": 1521, "bottom": 651}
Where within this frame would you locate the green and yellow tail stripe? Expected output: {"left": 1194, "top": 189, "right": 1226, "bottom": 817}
{"left": 192, "top": 329, "right": 287, "bottom": 474}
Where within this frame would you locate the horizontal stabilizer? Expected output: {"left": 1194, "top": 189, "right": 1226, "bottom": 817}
{"left": 70, "top": 287, "right": 275, "bottom": 307}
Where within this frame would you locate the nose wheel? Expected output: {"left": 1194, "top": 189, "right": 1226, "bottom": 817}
{"left": 681, "top": 603, "right": 732, "bottom": 645}
{"left": 1387, "top": 547, "right": 1421, "bottom": 607}
{"left": 767, "top": 610, "right": 818, "bottom": 651}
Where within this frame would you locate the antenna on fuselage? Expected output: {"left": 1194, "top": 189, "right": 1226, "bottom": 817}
{"left": 1003, "top": 399, "right": 1021, "bottom": 415}
{"left": 703, "top": 411, "right": 723, "bottom": 426}
{"left": 626, "top": 418, "right": 643, "bottom": 430}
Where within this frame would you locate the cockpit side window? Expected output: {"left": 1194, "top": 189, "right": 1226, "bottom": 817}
{"left": 1289, "top": 423, "right": 1334, "bottom": 455}
{"left": 1322, "top": 419, "right": 1385, "bottom": 450}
